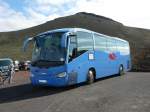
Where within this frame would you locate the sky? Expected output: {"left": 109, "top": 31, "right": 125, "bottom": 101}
{"left": 0, "top": 0, "right": 150, "bottom": 32}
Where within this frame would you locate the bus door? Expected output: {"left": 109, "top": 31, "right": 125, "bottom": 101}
{"left": 66, "top": 34, "right": 79, "bottom": 85}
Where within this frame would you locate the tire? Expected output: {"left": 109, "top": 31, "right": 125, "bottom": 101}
{"left": 87, "top": 70, "right": 95, "bottom": 84}
{"left": 119, "top": 65, "right": 124, "bottom": 76}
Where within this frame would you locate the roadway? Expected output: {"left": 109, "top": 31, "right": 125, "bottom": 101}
{"left": 0, "top": 72, "right": 150, "bottom": 112}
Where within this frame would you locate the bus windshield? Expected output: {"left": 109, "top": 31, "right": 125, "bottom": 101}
{"left": 31, "top": 32, "right": 66, "bottom": 67}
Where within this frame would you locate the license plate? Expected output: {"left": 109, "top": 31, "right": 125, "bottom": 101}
{"left": 39, "top": 80, "right": 47, "bottom": 83}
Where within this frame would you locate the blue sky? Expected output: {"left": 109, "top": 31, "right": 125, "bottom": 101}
{"left": 0, "top": 0, "right": 150, "bottom": 31}
{"left": 4, "top": 0, "right": 25, "bottom": 12}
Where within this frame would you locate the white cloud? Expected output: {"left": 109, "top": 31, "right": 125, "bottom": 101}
{"left": 25, "top": 0, "right": 76, "bottom": 15}
{"left": 72, "top": 0, "right": 150, "bottom": 29}
{"left": 0, "top": 1, "right": 38, "bottom": 31}
{"left": 0, "top": 0, "right": 150, "bottom": 31}
{"left": 0, "top": 1, "right": 29, "bottom": 31}
{"left": 36, "top": 0, "right": 72, "bottom": 6}
{"left": 0, "top": 0, "right": 62, "bottom": 31}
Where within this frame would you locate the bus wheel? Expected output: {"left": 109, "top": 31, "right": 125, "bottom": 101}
{"left": 87, "top": 70, "right": 95, "bottom": 84}
{"left": 119, "top": 65, "right": 124, "bottom": 76}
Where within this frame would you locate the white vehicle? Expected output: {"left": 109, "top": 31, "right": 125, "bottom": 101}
{"left": 24, "top": 60, "right": 31, "bottom": 70}
{"left": 14, "top": 60, "right": 19, "bottom": 71}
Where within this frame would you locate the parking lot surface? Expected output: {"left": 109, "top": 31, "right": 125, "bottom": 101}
{"left": 0, "top": 72, "right": 150, "bottom": 112}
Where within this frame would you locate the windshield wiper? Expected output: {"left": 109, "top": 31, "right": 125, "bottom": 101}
{"left": 34, "top": 60, "right": 64, "bottom": 63}
{"left": 31, "top": 59, "right": 65, "bottom": 68}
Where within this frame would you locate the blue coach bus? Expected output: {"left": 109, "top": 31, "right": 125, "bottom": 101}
{"left": 23, "top": 28, "right": 131, "bottom": 87}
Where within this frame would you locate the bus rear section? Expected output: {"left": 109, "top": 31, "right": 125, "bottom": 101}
{"left": 66, "top": 31, "right": 131, "bottom": 85}
{"left": 23, "top": 28, "right": 131, "bottom": 87}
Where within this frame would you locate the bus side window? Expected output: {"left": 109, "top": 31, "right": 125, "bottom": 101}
{"left": 116, "top": 40, "right": 129, "bottom": 55}
{"left": 94, "top": 34, "right": 107, "bottom": 51}
{"left": 107, "top": 38, "right": 117, "bottom": 52}
{"left": 77, "top": 31, "right": 93, "bottom": 55}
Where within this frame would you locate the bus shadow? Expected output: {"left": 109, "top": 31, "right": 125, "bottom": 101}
{"left": 95, "top": 74, "right": 119, "bottom": 82}
{"left": 0, "top": 74, "right": 120, "bottom": 104}
{"left": 0, "top": 83, "right": 77, "bottom": 104}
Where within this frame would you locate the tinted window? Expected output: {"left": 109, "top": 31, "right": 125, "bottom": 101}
{"left": 116, "top": 40, "right": 129, "bottom": 54}
{"left": 94, "top": 34, "right": 107, "bottom": 51}
{"left": 77, "top": 31, "right": 93, "bottom": 55}
{"left": 107, "top": 38, "right": 117, "bottom": 52}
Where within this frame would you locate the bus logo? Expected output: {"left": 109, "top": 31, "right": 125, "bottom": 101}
{"left": 109, "top": 53, "right": 116, "bottom": 60}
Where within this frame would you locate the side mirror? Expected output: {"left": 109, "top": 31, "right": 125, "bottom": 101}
{"left": 23, "top": 37, "right": 33, "bottom": 52}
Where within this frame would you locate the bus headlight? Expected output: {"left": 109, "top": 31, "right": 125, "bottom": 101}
{"left": 30, "top": 73, "right": 34, "bottom": 77}
{"left": 57, "top": 72, "right": 66, "bottom": 78}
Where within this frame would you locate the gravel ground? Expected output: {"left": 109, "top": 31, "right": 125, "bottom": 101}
{"left": 0, "top": 72, "right": 150, "bottom": 112}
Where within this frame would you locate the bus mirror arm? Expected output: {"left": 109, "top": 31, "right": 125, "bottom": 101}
{"left": 23, "top": 37, "right": 33, "bottom": 52}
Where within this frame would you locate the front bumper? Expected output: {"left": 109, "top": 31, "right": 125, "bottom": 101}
{"left": 30, "top": 74, "right": 68, "bottom": 87}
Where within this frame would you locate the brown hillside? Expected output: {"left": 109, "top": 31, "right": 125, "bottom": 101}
{"left": 0, "top": 12, "right": 150, "bottom": 71}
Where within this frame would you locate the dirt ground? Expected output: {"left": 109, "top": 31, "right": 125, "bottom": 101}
{"left": 0, "top": 71, "right": 30, "bottom": 88}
